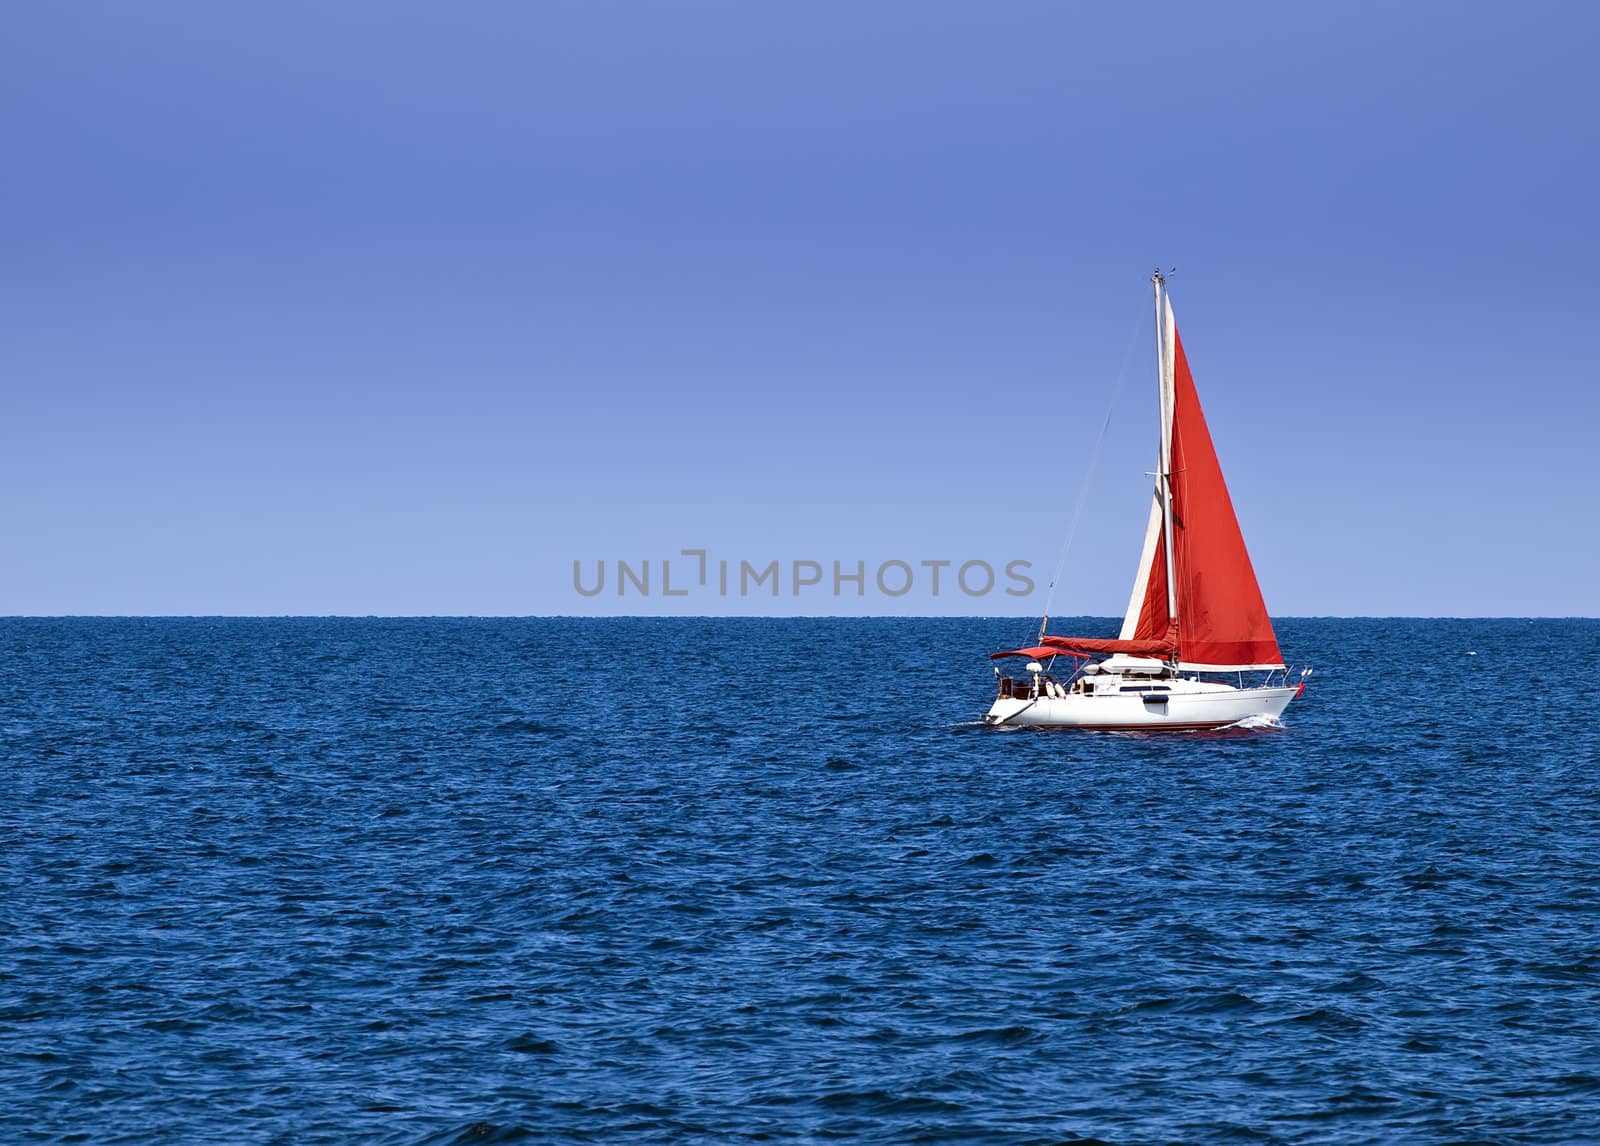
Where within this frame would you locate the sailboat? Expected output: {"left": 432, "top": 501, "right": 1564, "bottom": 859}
{"left": 984, "top": 270, "right": 1306, "bottom": 730}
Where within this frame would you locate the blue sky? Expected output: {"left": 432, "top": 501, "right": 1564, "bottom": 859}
{"left": 2, "top": 1, "right": 1595, "bottom": 616}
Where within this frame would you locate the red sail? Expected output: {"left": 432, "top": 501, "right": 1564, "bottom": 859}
{"left": 1039, "top": 635, "right": 1175, "bottom": 658}
{"left": 1129, "top": 328, "right": 1282, "bottom": 668}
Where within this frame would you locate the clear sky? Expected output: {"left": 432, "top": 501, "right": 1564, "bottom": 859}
{"left": 3, "top": 1, "right": 1596, "bottom": 617}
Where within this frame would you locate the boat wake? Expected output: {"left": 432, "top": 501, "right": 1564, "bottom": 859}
{"left": 1215, "top": 712, "right": 1284, "bottom": 732}
{"left": 1230, "top": 712, "right": 1282, "bottom": 728}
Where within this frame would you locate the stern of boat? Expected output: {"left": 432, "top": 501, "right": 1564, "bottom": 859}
{"left": 982, "top": 696, "right": 1036, "bottom": 726}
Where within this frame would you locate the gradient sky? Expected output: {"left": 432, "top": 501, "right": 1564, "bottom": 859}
{"left": 3, "top": 1, "right": 1596, "bottom": 616}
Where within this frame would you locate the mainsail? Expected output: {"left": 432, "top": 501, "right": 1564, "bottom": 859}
{"left": 1049, "top": 277, "right": 1283, "bottom": 671}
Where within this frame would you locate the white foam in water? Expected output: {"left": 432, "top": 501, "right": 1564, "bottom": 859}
{"left": 1225, "top": 713, "right": 1284, "bottom": 730}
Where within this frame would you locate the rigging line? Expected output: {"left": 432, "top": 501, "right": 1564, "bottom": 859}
{"left": 989, "top": 694, "right": 1040, "bottom": 727}
{"left": 1035, "top": 290, "right": 1149, "bottom": 642}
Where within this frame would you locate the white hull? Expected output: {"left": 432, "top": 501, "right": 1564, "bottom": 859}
{"left": 984, "top": 682, "right": 1298, "bottom": 730}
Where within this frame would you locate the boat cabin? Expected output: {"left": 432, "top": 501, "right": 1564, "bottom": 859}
{"left": 995, "top": 653, "right": 1180, "bottom": 701}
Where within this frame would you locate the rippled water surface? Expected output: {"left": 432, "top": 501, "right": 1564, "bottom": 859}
{"left": 4, "top": 617, "right": 1600, "bottom": 1143}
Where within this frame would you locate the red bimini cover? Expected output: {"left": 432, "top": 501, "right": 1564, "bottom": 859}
{"left": 989, "top": 645, "right": 1091, "bottom": 661}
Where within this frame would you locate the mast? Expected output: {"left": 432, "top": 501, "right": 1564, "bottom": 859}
{"left": 1068, "top": 270, "right": 1286, "bottom": 671}
{"left": 1153, "top": 269, "right": 1178, "bottom": 627}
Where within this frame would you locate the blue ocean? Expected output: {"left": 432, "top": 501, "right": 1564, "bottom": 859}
{"left": 4, "top": 617, "right": 1599, "bottom": 1143}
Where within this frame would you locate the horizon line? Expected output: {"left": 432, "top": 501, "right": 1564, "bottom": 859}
{"left": 2, "top": 614, "right": 1596, "bottom": 622}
